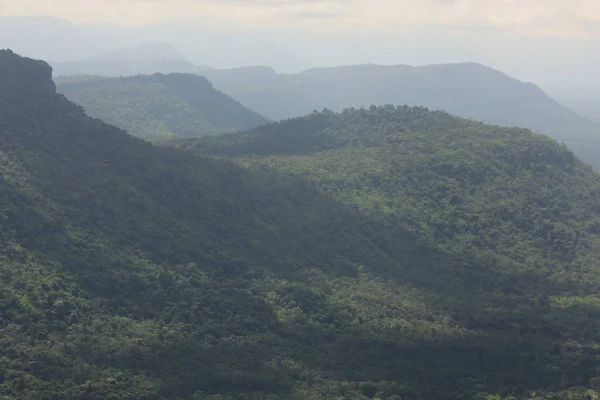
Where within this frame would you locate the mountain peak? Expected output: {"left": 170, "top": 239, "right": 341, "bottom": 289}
{"left": 56, "top": 71, "right": 269, "bottom": 139}
{"left": 0, "top": 49, "right": 56, "bottom": 100}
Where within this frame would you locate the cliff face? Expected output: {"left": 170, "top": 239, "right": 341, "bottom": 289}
{"left": 0, "top": 49, "right": 56, "bottom": 100}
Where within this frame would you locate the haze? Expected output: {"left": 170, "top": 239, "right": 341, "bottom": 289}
{"left": 4, "top": 2, "right": 600, "bottom": 398}
{"left": 0, "top": 0, "right": 599, "bottom": 89}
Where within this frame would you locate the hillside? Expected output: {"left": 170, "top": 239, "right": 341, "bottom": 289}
{"left": 200, "top": 63, "right": 600, "bottom": 170}
{"left": 4, "top": 50, "right": 600, "bottom": 400}
{"left": 1, "top": 50, "right": 407, "bottom": 400}
{"left": 56, "top": 73, "right": 269, "bottom": 139}
{"left": 167, "top": 106, "right": 600, "bottom": 399}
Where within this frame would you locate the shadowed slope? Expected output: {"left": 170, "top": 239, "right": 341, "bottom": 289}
{"left": 3, "top": 50, "right": 600, "bottom": 400}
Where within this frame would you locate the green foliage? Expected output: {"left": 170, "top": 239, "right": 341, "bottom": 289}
{"left": 201, "top": 63, "right": 600, "bottom": 171}
{"left": 3, "top": 50, "right": 600, "bottom": 400}
{"left": 168, "top": 105, "right": 600, "bottom": 399}
{"left": 56, "top": 73, "right": 269, "bottom": 139}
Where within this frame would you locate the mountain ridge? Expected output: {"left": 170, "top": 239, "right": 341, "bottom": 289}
{"left": 51, "top": 56, "right": 600, "bottom": 170}
{"left": 56, "top": 72, "right": 269, "bottom": 138}
{"left": 4, "top": 50, "right": 600, "bottom": 400}
{"left": 198, "top": 62, "right": 600, "bottom": 170}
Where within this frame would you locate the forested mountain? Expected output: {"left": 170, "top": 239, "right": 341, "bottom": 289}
{"left": 3, "top": 49, "right": 600, "bottom": 400}
{"left": 200, "top": 63, "right": 600, "bottom": 170}
{"left": 167, "top": 106, "right": 600, "bottom": 399}
{"left": 56, "top": 73, "right": 269, "bottom": 139}
{"left": 53, "top": 62, "right": 600, "bottom": 169}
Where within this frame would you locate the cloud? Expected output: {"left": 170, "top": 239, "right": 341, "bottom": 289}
{"left": 279, "top": 10, "right": 342, "bottom": 19}
{"left": 1, "top": 0, "right": 599, "bottom": 38}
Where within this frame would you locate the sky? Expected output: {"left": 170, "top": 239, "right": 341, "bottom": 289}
{"left": 2, "top": 0, "right": 600, "bottom": 38}
{"left": 0, "top": 0, "right": 599, "bottom": 88}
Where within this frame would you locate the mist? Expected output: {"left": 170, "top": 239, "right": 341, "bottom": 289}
{"left": 0, "top": 15, "right": 598, "bottom": 89}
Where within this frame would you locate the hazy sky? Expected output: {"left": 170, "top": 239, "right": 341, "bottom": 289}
{"left": 0, "top": 0, "right": 599, "bottom": 88}
{"left": 2, "top": 0, "right": 600, "bottom": 38}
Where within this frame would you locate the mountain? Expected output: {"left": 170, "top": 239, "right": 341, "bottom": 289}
{"left": 166, "top": 106, "right": 600, "bottom": 399}
{"left": 55, "top": 73, "right": 269, "bottom": 139}
{"left": 200, "top": 62, "right": 600, "bottom": 170}
{"left": 1, "top": 49, "right": 400, "bottom": 399}
{"left": 3, "top": 49, "right": 600, "bottom": 400}
{"left": 546, "top": 86, "right": 600, "bottom": 124}
{"left": 51, "top": 62, "right": 600, "bottom": 169}
{"left": 51, "top": 43, "right": 200, "bottom": 77}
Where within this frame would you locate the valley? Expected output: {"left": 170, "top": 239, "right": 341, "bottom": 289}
{"left": 53, "top": 59, "right": 600, "bottom": 171}
{"left": 2, "top": 49, "right": 600, "bottom": 399}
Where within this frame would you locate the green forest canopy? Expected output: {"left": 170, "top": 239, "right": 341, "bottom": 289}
{"left": 197, "top": 63, "right": 600, "bottom": 171}
{"left": 166, "top": 106, "right": 600, "bottom": 399}
{"left": 2, "top": 50, "right": 600, "bottom": 400}
{"left": 56, "top": 73, "right": 269, "bottom": 139}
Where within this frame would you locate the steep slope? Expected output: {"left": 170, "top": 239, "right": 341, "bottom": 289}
{"left": 0, "top": 50, "right": 405, "bottom": 400}
{"left": 201, "top": 63, "right": 600, "bottom": 170}
{"left": 56, "top": 73, "right": 269, "bottom": 139}
{"left": 4, "top": 50, "right": 600, "bottom": 400}
{"left": 168, "top": 106, "right": 600, "bottom": 399}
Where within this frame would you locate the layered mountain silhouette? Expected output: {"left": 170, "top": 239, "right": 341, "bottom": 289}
{"left": 199, "top": 63, "right": 600, "bottom": 169}
{"left": 3, "top": 49, "right": 600, "bottom": 400}
{"left": 56, "top": 73, "right": 269, "bottom": 138}
{"left": 53, "top": 58, "right": 600, "bottom": 169}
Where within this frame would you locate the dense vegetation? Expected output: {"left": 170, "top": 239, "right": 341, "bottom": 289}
{"left": 199, "top": 63, "right": 600, "bottom": 171}
{"left": 3, "top": 50, "right": 600, "bottom": 400}
{"left": 56, "top": 73, "right": 268, "bottom": 139}
{"left": 167, "top": 106, "right": 600, "bottom": 399}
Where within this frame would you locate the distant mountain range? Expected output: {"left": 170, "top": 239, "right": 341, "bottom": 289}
{"left": 198, "top": 63, "right": 600, "bottom": 170}
{"left": 52, "top": 52, "right": 600, "bottom": 169}
{"left": 56, "top": 73, "right": 269, "bottom": 139}
{"left": 52, "top": 44, "right": 201, "bottom": 77}
{"left": 5, "top": 48, "right": 600, "bottom": 399}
